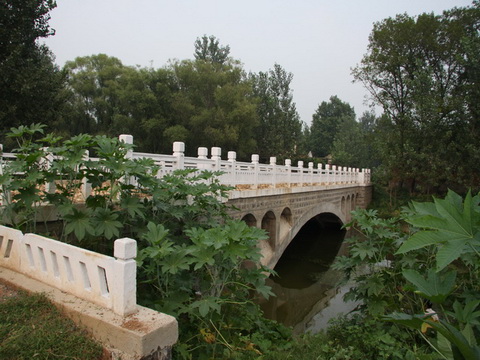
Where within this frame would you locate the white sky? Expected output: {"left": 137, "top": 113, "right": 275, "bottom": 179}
{"left": 43, "top": 0, "right": 473, "bottom": 124}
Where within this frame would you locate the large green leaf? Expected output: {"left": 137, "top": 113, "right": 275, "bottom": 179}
{"left": 190, "top": 297, "right": 221, "bottom": 317}
{"left": 402, "top": 269, "right": 456, "bottom": 304}
{"left": 64, "top": 208, "right": 95, "bottom": 240}
{"left": 91, "top": 208, "right": 122, "bottom": 239}
{"left": 426, "top": 319, "right": 480, "bottom": 360}
{"left": 383, "top": 312, "right": 426, "bottom": 330}
{"left": 398, "top": 190, "right": 480, "bottom": 271}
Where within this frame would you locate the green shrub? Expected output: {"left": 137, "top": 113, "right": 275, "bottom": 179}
{"left": 0, "top": 124, "right": 291, "bottom": 359}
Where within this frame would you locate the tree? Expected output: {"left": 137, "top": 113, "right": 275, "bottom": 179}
{"left": 0, "top": 0, "right": 64, "bottom": 143}
{"left": 352, "top": 4, "right": 480, "bottom": 194}
{"left": 62, "top": 55, "right": 177, "bottom": 153}
{"left": 309, "top": 96, "right": 356, "bottom": 157}
{"left": 63, "top": 54, "right": 125, "bottom": 135}
{"left": 194, "top": 35, "right": 231, "bottom": 65}
{"left": 250, "top": 64, "right": 304, "bottom": 159}
{"left": 331, "top": 111, "right": 379, "bottom": 169}
{"left": 168, "top": 57, "right": 258, "bottom": 159}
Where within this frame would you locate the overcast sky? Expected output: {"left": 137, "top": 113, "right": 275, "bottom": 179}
{"left": 43, "top": 0, "right": 473, "bottom": 124}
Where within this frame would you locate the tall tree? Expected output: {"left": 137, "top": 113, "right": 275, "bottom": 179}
{"left": 331, "top": 111, "right": 379, "bottom": 169}
{"left": 194, "top": 35, "right": 231, "bottom": 65}
{"left": 250, "top": 64, "right": 303, "bottom": 159}
{"left": 352, "top": 3, "right": 480, "bottom": 193}
{"left": 0, "top": 0, "right": 64, "bottom": 143}
{"left": 309, "top": 96, "right": 356, "bottom": 157}
{"left": 63, "top": 54, "right": 176, "bottom": 152}
{"left": 169, "top": 58, "right": 258, "bottom": 159}
{"left": 63, "top": 54, "right": 125, "bottom": 135}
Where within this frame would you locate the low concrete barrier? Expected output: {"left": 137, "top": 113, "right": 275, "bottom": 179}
{"left": 0, "top": 225, "right": 178, "bottom": 359}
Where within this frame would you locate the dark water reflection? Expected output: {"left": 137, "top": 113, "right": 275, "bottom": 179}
{"left": 259, "top": 218, "right": 359, "bottom": 334}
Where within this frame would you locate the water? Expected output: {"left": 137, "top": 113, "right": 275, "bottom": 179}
{"left": 259, "top": 218, "right": 360, "bottom": 334}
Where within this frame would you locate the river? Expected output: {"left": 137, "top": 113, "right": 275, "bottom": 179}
{"left": 259, "top": 217, "right": 360, "bottom": 334}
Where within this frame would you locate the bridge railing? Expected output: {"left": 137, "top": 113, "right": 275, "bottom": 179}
{"left": 0, "top": 135, "right": 371, "bottom": 195}
{"left": 0, "top": 225, "right": 137, "bottom": 317}
{"left": 125, "top": 136, "right": 371, "bottom": 188}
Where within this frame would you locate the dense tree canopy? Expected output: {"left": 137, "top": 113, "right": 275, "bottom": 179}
{"left": 3, "top": 1, "right": 480, "bottom": 197}
{"left": 0, "top": 0, "right": 64, "bottom": 143}
{"left": 168, "top": 57, "right": 258, "bottom": 158}
{"left": 250, "top": 64, "right": 304, "bottom": 160}
{"left": 194, "top": 35, "right": 231, "bottom": 65}
{"left": 309, "top": 95, "right": 356, "bottom": 158}
{"left": 352, "top": 3, "right": 480, "bottom": 193}
{"left": 331, "top": 111, "right": 379, "bottom": 169}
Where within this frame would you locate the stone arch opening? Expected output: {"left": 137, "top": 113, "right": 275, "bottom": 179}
{"left": 242, "top": 213, "right": 257, "bottom": 227}
{"left": 280, "top": 207, "right": 293, "bottom": 226}
{"left": 279, "top": 207, "right": 293, "bottom": 244}
{"left": 271, "top": 212, "right": 345, "bottom": 289}
{"left": 261, "top": 211, "right": 277, "bottom": 250}
{"left": 341, "top": 196, "right": 346, "bottom": 214}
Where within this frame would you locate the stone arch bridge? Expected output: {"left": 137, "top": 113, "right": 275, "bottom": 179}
{"left": 227, "top": 184, "right": 372, "bottom": 269}
{"left": 1, "top": 136, "right": 373, "bottom": 269}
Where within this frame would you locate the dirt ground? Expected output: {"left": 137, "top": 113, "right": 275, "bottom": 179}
{"left": 0, "top": 281, "right": 20, "bottom": 303}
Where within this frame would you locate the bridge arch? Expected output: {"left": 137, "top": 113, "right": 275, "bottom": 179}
{"left": 241, "top": 213, "right": 257, "bottom": 227}
{"left": 261, "top": 211, "right": 277, "bottom": 250}
{"left": 266, "top": 202, "right": 346, "bottom": 269}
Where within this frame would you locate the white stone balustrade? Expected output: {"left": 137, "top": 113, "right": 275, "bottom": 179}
{"left": 0, "top": 135, "right": 372, "bottom": 199}
{"left": 0, "top": 225, "right": 137, "bottom": 317}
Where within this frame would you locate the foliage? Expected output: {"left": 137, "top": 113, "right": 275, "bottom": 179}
{"left": 352, "top": 3, "right": 480, "bottom": 194}
{"left": 0, "top": 124, "right": 292, "bottom": 359}
{"left": 0, "top": 0, "right": 65, "bottom": 142}
{"left": 62, "top": 54, "right": 177, "bottom": 153}
{"left": 333, "top": 190, "right": 480, "bottom": 359}
{"left": 331, "top": 110, "right": 380, "bottom": 169}
{"left": 168, "top": 57, "right": 259, "bottom": 160}
{"left": 194, "top": 35, "right": 231, "bottom": 65}
{"left": 263, "top": 314, "right": 433, "bottom": 360}
{"left": 398, "top": 190, "right": 480, "bottom": 271}
{"left": 309, "top": 95, "right": 356, "bottom": 158}
{"left": 0, "top": 290, "right": 104, "bottom": 359}
{"left": 250, "top": 64, "right": 304, "bottom": 160}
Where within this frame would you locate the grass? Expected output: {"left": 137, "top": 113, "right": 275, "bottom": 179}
{"left": 0, "top": 289, "right": 105, "bottom": 360}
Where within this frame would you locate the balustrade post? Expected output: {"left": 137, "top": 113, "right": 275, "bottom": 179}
{"left": 358, "top": 169, "right": 365, "bottom": 184}
{"left": 285, "top": 159, "right": 292, "bottom": 187}
{"left": 308, "top": 162, "right": 314, "bottom": 185}
{"left": 197, "top": 147, "right": 208, "bottom": 160}
{"left": 113, "top": 238, "right": 137, "bottom": 316}
{"left": 251, "top": 154, "right": 259, "bottom": 189}
{"left": 119, "top": 134, "right": 134, "bottom": 160}
{"left": 270, "top": 157, "right": 277, "bottom": 188}
{"left": 81, "top": 150, "right": 91, "bottom": 199}
{"left": 119, "top": 135, "right": 135, "bottom": 187}
{"left": 211, "top": 147, "right": 222, "bottom": 171}
{"left": 325, "top": 164, "right": 330, "bottom": 184}
{"left": 173, "top": 142, "right": 185, "bottom": 170}
{"left": 39, "top": 147, "right": 54, "bottom": 194}
{"left": 228, "top": 151, "right": 237, "bottom": 186}
{"left": 317, "top": 163, "right": 323, "bottom": 185}
{"left": 332, "top": 165, "right": 337, "bottom": 184}
{"left": 298, "top": 161, "right": 304, "bottom": 186}
{"left": 197, "top": 147, "right": 209, "bottom": 171}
